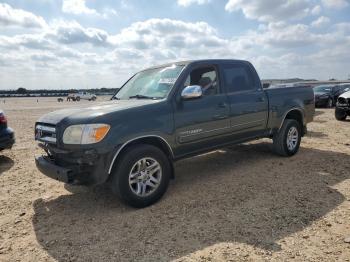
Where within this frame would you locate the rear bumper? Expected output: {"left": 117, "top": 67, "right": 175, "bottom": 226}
{"left": 0, "top": 127, "right": 15, "bottom": 150}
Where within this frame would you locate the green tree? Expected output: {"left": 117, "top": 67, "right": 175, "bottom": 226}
{"left": 17, "top": 87, "right": 27, "bottom": 94}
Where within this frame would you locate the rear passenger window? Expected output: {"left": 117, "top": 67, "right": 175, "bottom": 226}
{"left": 222, "top": 64, "right": 256, "bottom": 92}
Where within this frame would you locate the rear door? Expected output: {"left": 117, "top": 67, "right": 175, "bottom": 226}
{"left": 173, "top": 64, "right": 230, "bottom": 153}
{"left": 220, "top": 62, "right": 268, "bottom": 137}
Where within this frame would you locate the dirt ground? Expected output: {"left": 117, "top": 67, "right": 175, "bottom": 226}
{"left": 0, "top": 97, "right": 349, "bottom": 262}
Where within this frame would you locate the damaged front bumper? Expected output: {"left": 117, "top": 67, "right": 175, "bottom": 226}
{"left": 35, "top": 143, "right": 117, "bottom": 185}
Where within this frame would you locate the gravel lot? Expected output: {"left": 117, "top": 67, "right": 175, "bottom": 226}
{"left": 0, "top": 97, "right": 349, "bottom": 261}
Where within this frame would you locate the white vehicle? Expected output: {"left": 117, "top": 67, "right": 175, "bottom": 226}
{"left": 67, "top": 92, "right": 97, "bottom": 101}
{"left": 335, "top": 90, "right": 350, "bottom": 121}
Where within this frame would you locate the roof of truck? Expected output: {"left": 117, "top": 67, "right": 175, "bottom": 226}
{"left": 142, "top": 59, "right": 250, "bottom": 71}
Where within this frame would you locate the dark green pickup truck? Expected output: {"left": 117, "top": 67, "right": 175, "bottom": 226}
{"left": 35, "top": 59, "right": 315, "bottom": 207}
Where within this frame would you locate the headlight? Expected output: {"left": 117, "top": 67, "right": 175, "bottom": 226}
{"left": 63, "top": 124, "right": 110, "bottom": 144}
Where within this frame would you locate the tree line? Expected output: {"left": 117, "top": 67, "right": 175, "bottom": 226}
{"left": 0, "top": 87, "right": 119, "bottom": 97}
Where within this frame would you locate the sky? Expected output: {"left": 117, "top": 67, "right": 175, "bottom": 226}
{"left": 0, "top": 0, "right": 350, "bottom": 90}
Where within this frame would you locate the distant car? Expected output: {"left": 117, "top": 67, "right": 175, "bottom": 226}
{"left": 57, "top": 98, "right": 64, "bottom": 102}
{"left": 335, "top": 90, "right": 350, "bottom": 121}
{"left": 337, "top": 83, "right": 350, "bottom": 94}
{"left": 313, "top": 85, "right": 347, "bottom": 108}
{"left": 0, "top": 110, "right": 14, "bottom": 151}
{"left": 67, "top": 92, "right": 97, "bottom": 101}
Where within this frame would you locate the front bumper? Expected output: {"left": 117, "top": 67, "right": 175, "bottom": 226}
{"left": 35, "top": 156, "right": 73, "bottom": 183}
{"left": 336, "top": 105, "right": 350, "bottom": 113}
{"left": 0, "top": 127, "right": 15, "bottom": 150}
{"left": 35, "top": 143, "right": 118, "bottom": 185}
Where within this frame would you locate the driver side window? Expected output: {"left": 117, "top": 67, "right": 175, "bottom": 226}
{"left": 183, "top": 66, "right": 219, "bottom": 96}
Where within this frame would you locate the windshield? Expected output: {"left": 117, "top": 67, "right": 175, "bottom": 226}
{"left": 113, "top": 65, "right": 184, "bottom": 100}
{"left": 313, "top": 85, "right": 332, "bottom": 93}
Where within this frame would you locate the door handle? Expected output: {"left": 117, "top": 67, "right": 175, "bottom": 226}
{"left": 217, "top": 102, "right": 228, "bottom": 108}
{"left": 256, "top": 97, "right": 265, "bottom": 102}
{"left": 213, "top": 115, "right": 227, "bottom": 120}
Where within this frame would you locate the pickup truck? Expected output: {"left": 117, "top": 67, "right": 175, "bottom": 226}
{"left": 67, "top": 92, "right": 97, "bottom": 101}
{"left": 35, "top": 59, "right": 315, "bottom": 208}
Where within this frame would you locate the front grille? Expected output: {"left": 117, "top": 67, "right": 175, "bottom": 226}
{"left": 337, "top": 97, "right": 350, "bottom": 107}
{"left": 35, "top": 123, "right": 57, "bottom": 144}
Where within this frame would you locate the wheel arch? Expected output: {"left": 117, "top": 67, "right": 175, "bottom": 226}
{"left": 108, "top": 135, "right": 174, "bottom": 177}
{"left": 279, "top": 108, "right": 305, "bottom": 134}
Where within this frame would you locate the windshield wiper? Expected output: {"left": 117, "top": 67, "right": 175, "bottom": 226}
{"left": 129, "top": 94, "right": 161, "bottom": 100}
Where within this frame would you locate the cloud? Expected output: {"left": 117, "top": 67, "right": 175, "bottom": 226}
{"left": 62, "top": 0, "right": 98, "bottom": 15}
{"left": 0, "top": 3, "right": 47, "bottom": 28}
{"left": 0, "top": 34, "right": 54, "bottom": 50}
{"left": 311, "top": 16, "right": 330, "bottom": 27}
{"left": 62, "top": 0, "right": 117, "bottom": 18}
{"left": 49, "top": 20, "right": 110, "bottom": 46}
{"left": 177, "top": 0, "right": 210, "bottom": 7}
{"left": 1, "top": 14, "right": 350, "bottom": 88}
{"left": 225, "top": 0, "right": 312, "bottom": 22}
{"left": 311, "top": 5, "right": 322, "bottom": 15}
{"left": 321, "top": 0, "right": 349, "bottom": 9}
{"left": 109, "top": 18, "right": 220, "bottom": 52}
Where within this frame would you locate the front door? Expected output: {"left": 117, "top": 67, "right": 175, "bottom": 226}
{"left": 173, "top": 64, "right": 230, "bottom": 156}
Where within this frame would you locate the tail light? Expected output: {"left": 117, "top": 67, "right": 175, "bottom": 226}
{"left": 0, "top": 113, "right": 7, "bottom": 124}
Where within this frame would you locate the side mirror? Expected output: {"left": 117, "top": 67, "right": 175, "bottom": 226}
{"left": 181, "top": 85, "right": 202, "bottom": 100}
{"left": 262, "top": 83, "right": 270, "bottom": 89}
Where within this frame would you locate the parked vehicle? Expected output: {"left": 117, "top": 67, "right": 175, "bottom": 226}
{"left": 34, "top": 59, "right": 315, "bottom": 208}
{"left": 335, "top": 90, "right": 350, "bottom": 121}
{"left": 67, "top": 92, "right": 97, "bottom": 101}
{"left": 313, "top": 84, "right": 348, "bottom": 108}
{"left": 0, "top": 110, "right": 15, "bottom": 151}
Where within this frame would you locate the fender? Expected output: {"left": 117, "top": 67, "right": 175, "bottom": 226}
{"left": 278, "top": 107, "right": 304, "bottom": 130}
{"left": 107, "top": 135, "right": 174, "bottom": 174}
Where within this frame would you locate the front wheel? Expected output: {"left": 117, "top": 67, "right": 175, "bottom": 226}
{"left": 110, "top": 144, "right": 171, "bottom": 208}
{"left": 273, "top": 119, "right": 301, "bottom": 157}
{"left": 335, "top": 107, "right": 347, "bottom": 121}
{"left": 76, "top": 96, "right": 81, "bottom": 101}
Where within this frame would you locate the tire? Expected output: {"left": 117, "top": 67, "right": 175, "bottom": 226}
{"left": 273, "top": 119, "right": 301, "bottom": 157}
{"left": 335, "top": 107, "right": 347, "bottom": 121}
{"left": 327, "top": 98, "right": 333, "bottom": 108}
{"left": 110, "top": 144, "right": 171, "bottom": 208}
{"left": 76, "top": 96, "right": 80, "bottom": 101}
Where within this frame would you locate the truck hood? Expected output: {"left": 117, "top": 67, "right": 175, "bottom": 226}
{"left": 37, "top": 99, "right": 161, "bottom": 125}
{"left": 339, "top": 91, "right": 350, "bottom": 99}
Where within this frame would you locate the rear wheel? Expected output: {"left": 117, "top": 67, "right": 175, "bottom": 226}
{"left": 110, "top": 144, "right": 171, "bottom": 208}
{"left": 76, "top": 96, "right": 81, "bottom": 101}
{"left": 335, "top": 107, "right": 347, "bottom": 121}
{"left": 273, "top": 119, "right": 301, "bottom": 157}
